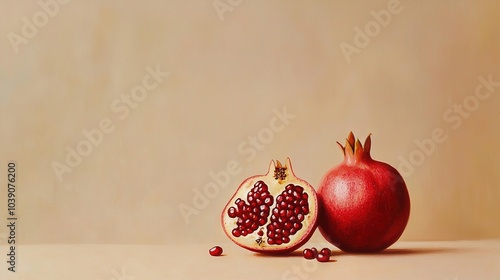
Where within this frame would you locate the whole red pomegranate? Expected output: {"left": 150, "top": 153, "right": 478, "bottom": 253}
{"left": 318, "top": 132, "right": 410, "bottom": 253}
{"left": 222, "top": 158, "right": 318, "bottom": 254}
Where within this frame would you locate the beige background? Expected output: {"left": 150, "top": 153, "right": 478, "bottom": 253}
{"left": 0, "top": 0, "right": 499, "bottom": 247}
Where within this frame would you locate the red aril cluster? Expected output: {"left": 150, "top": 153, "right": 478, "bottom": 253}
{"left": 267, "top": 184, "right": 309, "bottom": 245}
{"left": 227, "top": 181, "right": 273, "bottom": 237}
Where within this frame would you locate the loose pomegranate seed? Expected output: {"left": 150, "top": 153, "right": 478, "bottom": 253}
{"left": 303, "top": 248, "right": 315, "bottom": 259}
{"left": 316, "top": 253, "right": 330, "bottom": 262}
{"left": 209, "top": 246, "right": 223, "bottom": 256}
{"left": 320, "top": 248, "right": 332, "bottom": 256}
{"left": 310, "top": 247, "right": 318, "bottom": 257}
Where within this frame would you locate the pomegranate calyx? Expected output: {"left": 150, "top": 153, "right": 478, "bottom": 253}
{"left": 363, "top": 133, "right": 372, "bottom": 157}
{"left": 339, "top": 132, "right": 373, "bottom": 164}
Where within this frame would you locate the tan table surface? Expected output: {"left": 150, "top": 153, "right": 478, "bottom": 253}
{"left": 1, "top": 240, "right": 499, "bottom": 280}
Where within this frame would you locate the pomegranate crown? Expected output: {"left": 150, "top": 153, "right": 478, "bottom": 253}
{"left": 336, "top": 132, "right": 372, "bottom": 163}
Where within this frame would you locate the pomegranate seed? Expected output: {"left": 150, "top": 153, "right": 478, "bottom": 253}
{"left": 235, "top": 198, "right": 244, "bottom": 208}
{"left": 310, "top": 247, "right": 318, "bottom": 257}
{"left": 293, "top": 192, "right": 301, "bottom": 200}
{"left": 231, "top": 228, "right": 241, "bottom": 237}
{"left": 316, "top": 253, "right": 330, "bottom": 262}
{"left": 279, "top": 209, "right": 287, "bottom": 217}
{"left": 320, "top": 248, "right": 332, "bottom": 256}
{"left": 254, "top": 180, "right": 264, "bottom": 188}
{"left": 297, "top": 214, "right": 304, "bottom": 222}
{"left": 303, "top": 248, "right": 315, "bottom": 259}
{"left": 228, "top": 207, "right": 237, "bottom": 218}
{"left": 209, "top": 246, "right": 223, "bottom": 256}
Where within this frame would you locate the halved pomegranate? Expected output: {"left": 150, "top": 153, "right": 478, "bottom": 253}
{"left": 221, "top": 158, "right": 318, "bottom": 254}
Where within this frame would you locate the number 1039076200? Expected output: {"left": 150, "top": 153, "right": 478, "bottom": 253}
{"left": 7, "top": 162, "right": 16, "bottom": 216}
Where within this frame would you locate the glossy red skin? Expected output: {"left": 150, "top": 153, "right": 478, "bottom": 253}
{"left": 318, "top": 158, "right": 410, "bottom": 253}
